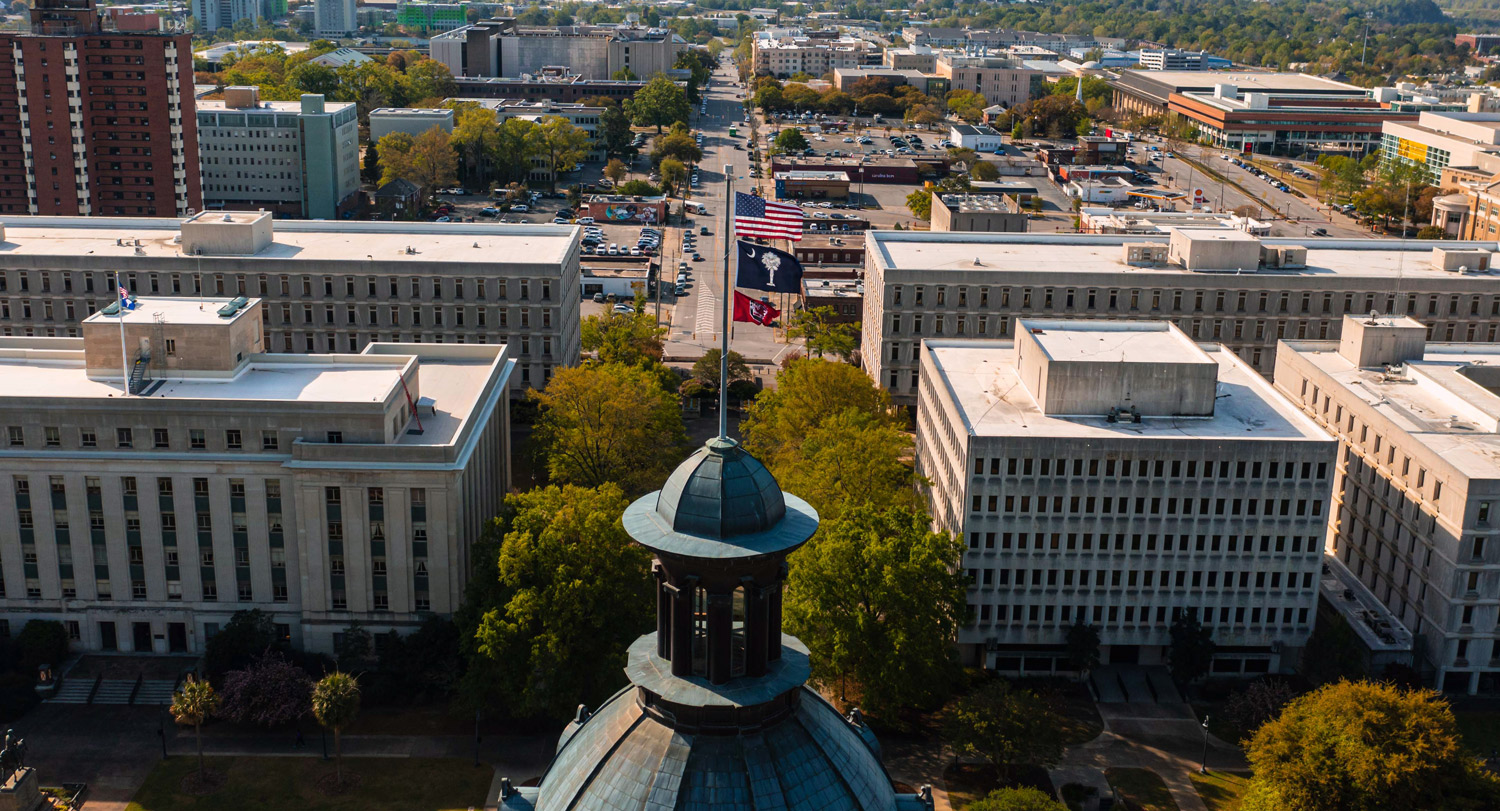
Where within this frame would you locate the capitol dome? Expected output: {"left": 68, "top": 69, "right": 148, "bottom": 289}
{"left": 496, "top": 438, "right": 932, "bottom": 811}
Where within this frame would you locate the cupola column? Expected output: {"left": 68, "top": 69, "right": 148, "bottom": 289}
{"left": 706, "top": 589, "right": 734, "bottom": 684}
{"left": 655, "top": 564, "right": 672, "bottom": 660}
{"left": 669, "top": 575, "right": 697, "bottom": 678}
{"left": 744, "top": 578, "right": 770, "bottom": 678}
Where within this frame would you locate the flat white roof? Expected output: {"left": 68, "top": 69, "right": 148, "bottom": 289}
{"left": 1284, "top": 340, "right": 1500, "bottom": 480}
{"left": 0, "top": 217, "right": 577, "bottom": 267}
{"left": 926, "top": 339, "right": 1329, "bottom": 441}
{"left": 198, "top": 99, "right": 356, "bottom": 114}
{"left": 1022, "top": 319, "right": 1214, "bottom": 366}
{"left": 868, "top": 232, "right": 1500, "bottom": 280}
{"left": 0, "top": 345, "right": 502, "bottom": 446}
{"left": 1131, "top": 70, "right": 1362, "bottom": 93}
{"left": 84, "top": 297, "right": 257, "bottom": 327}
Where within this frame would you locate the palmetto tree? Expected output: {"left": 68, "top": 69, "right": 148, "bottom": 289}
{"left": 170, "top": 675, "right": 219, "bottom": 779}
{"left": 311, "top": 672, "right": 362, "bottom": 786}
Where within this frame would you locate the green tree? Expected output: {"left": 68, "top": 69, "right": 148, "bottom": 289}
{"left": 1168, "top": 611, "right": 1216, "bottom": 686}
{"left": 906, "top": 188, "right": 932, "bottom": 220}
{"left": 1065, "top": 620, "right": 1101, "bottom": 679}
{"left": 598, "top": 103, "right": 636, "bottom": 160}
{"left": 946, "top": 89, "right": 988, "bottom": 122}
{"left": 203, "top": 608, "right": 287, "bottom": 682}
{"left": 287, "top": 61, "right": 340, "bottom": 97}
{"left": 968, "top": 787, "right": 1069, "bottom": 811}
{"left": 15, "top": 620, "right": 68, "bottom": 673}
{"left": 401, "top": 57, "right": 456, "bottom": 102}
{"left": 943, "top": 678, "right": 1066, "bottom": 779}
{"left": 773, "top": 128, "right": 809, "bottom": 154}
{"left": 472, "top": 484, "right": 653, "bottom": 719}
{"left": 311, "top": 672, "right": 361, "bottom": 787}
{"left": 361, "top": 140, "right": 381, "bottom": 185}
{"left": 753, "top": 83, "right": 785, "bottom": 112}
{"left": 771, "top": 409, "right": 921, "bottom": 521}
{"left": 530, "top": 116, "right": 592, "bottom": 190}
{"left": 604, "top": 158, "right": 628, "bottom": 186}
{"left": 450, "top": 105, "right": 499, "bottom": 187}
{"left": 691, "top": 348, "right": 751, "bottom": 385}
{"left": 1299, "top": 611, "right": 1367, "bottom": 685}
{"left": 786, "top": 305, "right": 859, "bottom": 360}
{"left": 1245, "top": 680, "right": 1500, "bottom": 811}
{"left": 785, "top": 504, "right": 967, "bottom": 719}
{"left": 970, "top": 160, "right": 1001, "bottom": 182}
{"left": 580, "top": 307, "right": 665, "bottom": 368}
{"left": 652, "top": 131, "right": 704, "bottom": 166}
{"left": 171, "top": 675, "right": 220, "bottom": 781}
{"left": 659, "top": 158, "right": 688, "bottom": 194}
{"left": 624, "top": 75, "right": 691, "bottom": 133}
{"left": 531, "top": 363, "right": 688, "bottom": 494}
{"left": 742, "top": 358, "right": 896, "bottom": 470}
{"left": 379, "top": 126, "right": 457, "bottom": 198}
{"left": 611, "top": 67, "right": 638, "bottom": 81}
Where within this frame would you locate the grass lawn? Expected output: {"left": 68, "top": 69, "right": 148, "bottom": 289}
{"left": 124, "top": 756, "right": 492, "bottom": 811}
{"left": 1104, "top": 768, "right": 1178, "bottom": 811}
{"left": 1190, "top": 770, "right": 1251, "bottom": 811}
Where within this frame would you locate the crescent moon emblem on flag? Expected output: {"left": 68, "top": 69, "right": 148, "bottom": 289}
{"left": 745, "top": 248, "right": 756, "bottom": 259}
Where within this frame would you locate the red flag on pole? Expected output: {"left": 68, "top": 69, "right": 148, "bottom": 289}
{"left": 732, "top": 291, "right": 780, "bottom": 326}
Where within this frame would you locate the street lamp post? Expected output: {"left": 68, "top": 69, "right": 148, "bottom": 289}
{"left": 1200, "top": 715, "right": 1211, "bottom": 774}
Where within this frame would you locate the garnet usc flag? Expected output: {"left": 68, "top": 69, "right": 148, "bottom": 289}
{"left": 732, "top": 291, "right": 780, "bottom": 326}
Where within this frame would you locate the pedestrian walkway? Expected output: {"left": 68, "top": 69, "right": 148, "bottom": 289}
{"left": 47, "top": 679, "right": 93, "bottom": 704}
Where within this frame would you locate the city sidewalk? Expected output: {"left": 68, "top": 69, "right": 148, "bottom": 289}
{"left": 1049, "top": 708, "right": 1249, "bottom": 811}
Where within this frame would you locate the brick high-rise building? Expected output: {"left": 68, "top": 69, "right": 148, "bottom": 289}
{"left": 0, "top": 0, "right": 200, "bottom": 217}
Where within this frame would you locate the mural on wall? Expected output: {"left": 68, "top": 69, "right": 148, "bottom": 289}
{"left": 602, "top": 203, "right": 659, "bottom": 223}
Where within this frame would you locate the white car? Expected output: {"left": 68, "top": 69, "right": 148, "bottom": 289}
{"left": 607, "top": 244, "right": 619, "bottom": 255}
{"left": 511, "top": 204, "right": 529, "bottom": 213}
{"left": 629, "top": 247, "right": 641, "bottom": 256}
{"left": 576, "top": 216, "right": 595, "bottom": 225}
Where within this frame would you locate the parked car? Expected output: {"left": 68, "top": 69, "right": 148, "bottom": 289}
{"left": 576, "top": 216, "right": 596, "bottom": 225}
{"left": 481, "top": 206, "right": 499, "bottom": 215}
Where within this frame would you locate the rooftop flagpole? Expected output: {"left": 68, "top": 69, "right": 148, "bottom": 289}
{"left": 720, "top": 163, "right": 733, "bottom": 441}
{"left": 115, "top": 270, "right": 129, "bottom": 396}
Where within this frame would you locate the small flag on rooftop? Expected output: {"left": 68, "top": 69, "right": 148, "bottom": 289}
{"left": 117, "top": 285, "right": 136, "bottom": 312}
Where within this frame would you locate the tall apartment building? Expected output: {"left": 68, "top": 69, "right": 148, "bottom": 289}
{"left": 432, "top": 18, "right": 687, "bottom": 80}
{"left": 1276, "top": 310, "right": 1500, "bottom": 693}
{"left": 918, "top": 321, "right": 1334, "bottom": 674}
{"left": 860, "top": 230, "right": 1500, "bottom": 403}
{"left": 751, "top": 32, "right": 879, "bottom": 78}
{"left": 0, "top": 295, "right": 512, "bottom": 655}
{"left": 314, "top": 0, "right": 357, "bottom": 36}
{"left": 933, "top": 54, "right": 1042, "bottom": 109}
{"left": 0, "top": 212, "right": 582, "bottom": 393}
{"left": 191, "top": 0, "right": 261, "bottom": 33}
{"left": 0, "top": 0, "right": 200, "bottom": 217}
{"left": 197, "top": 88, "right": 360, "bottom": 220}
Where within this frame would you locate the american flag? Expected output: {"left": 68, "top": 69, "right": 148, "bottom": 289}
{"left": 733, "top": 192, "right": 803, "bottom": 241}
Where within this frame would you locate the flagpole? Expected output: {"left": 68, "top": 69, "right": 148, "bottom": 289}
{"left": 720, "top": 163, "right": 733, "bottom": 441}
{"left": 115, "top": 270, "right": 129, "bottom": 396}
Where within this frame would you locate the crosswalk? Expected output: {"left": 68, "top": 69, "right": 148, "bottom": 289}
{"left": 694, "top": 285, "right": 719, "bottom": 337}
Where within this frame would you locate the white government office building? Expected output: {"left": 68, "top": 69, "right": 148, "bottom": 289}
{"left": 0, "top": 295, "right": 511, "bottom": 655}
{"left": 0, "top": 212, "right": 582, "bottom": 394}
{"left": 862, "top": 229, "right": 1500, "bottom": 404}
{"left": 917, "top": 320, "right": 1336, "bottom": 676}
{"left": 1277, "top": 312, "right": 1500, "bottom": 693}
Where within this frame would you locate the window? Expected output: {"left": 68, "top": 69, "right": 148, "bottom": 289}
{"left": 189, "top": 429, "right": 206, "bottom": 450}
{"left": 5, "top": 427, "right": 19, "bottom": 447}
{"left": 326, "top": 431, "right": 343, "bottom": 444}
{"left": 225, "top": 429, "right": 241, "bottom": 450}
{"left": 44, "top": 427, "right": 60, "bottom": 447}
{"left": 79, "top": 429, "right": 96, "bottom": 448}
{"left": 262, "top": 431, "right": 279, "bottom": 451}
{"left": 152, "top": 428, "right": 169, "bottom": 448}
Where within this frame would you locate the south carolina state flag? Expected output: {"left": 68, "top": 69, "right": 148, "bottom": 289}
{"left": 732, "top": 291, "right": 780, "bottom": 326}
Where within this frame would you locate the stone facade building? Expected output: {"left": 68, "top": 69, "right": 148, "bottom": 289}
{"left": 0, "top": 296, "right": 511, "bottom": 655}
{"left": 0, "top": 213, "right": 582, "bottom": 393}
{"left": 1276, "top": 313, "right": 1500, "bottom": 693}
{"left": 917, "top": 321, "right": 1335, "bottom": 675}
{"left": 860, "top": 230, "right": 1500, "bottom": 403}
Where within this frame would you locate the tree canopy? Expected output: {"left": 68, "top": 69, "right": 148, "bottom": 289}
{"left": 470, "top": 484, "right": 654, "bottom": 719}
{"left": 1244, "top": 680, "right": 1500, "bottom": 811}
{"left": 378, "top": 126, "right": 458, "bottom": 197}
{"left": 773, "top": 128, "right": 810, "bottom": 154}
{"left": 786, "top": 306, "right": 859, "bottom": 361}
{"left": 784, "top": 504, "right": 967, "bottom": 719}
{"left": 531, "top": 363, "right": 688, "bottom": 495}
{"left": 968, "top": 787, "right": 1069, "bottom": 811}
{"left": 741, "top": 358, "right": 896, "bottom": 472}
{"left": 944, "top": 680, "right": 1068, "bottom": 777}
{"left": 625, "top": 75, "right": 691, "bottom": 133}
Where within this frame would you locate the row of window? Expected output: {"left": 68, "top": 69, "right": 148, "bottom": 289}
{"left": 971, "top": 493, "right": 1326, "bottom": 520}
{"left": 887, "top": 285, "right": 1500, "bottom": 320}
{"left": 967, "top": 564, "right": 1316, "bottom": 591}
{"left": 0, "top": 270, "right": 558, "bottom": 302}
{"left": 974, "top": 455, "right": 1329, "bottom": 482}
{"left": 8, "top": 425, "right": 283, "bottom": 452}
{"left": 969, "top": 601, "right": 1310, "bottom": 629}
{"left": 965, "top": 531, "right": 1320, "bottom": 555}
